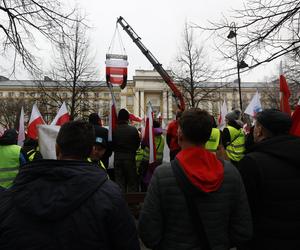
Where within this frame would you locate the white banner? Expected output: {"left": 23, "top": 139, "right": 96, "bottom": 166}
{"left": 38, "top": 125, "right": 60, "bottom": 159}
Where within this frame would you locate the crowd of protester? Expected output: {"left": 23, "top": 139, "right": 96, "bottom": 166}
{"left": 0, "top": 106, "right": 299, "bottom": 250}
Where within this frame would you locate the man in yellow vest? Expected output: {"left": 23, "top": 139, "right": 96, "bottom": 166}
{"left": 0, "top": 129, "right": 26, "bottom": 188}
{"left": 222, "top": 110, "right": 245, "bottom": 166}
{"left": 205, "top": 116, "right": 221, "bottom": 153}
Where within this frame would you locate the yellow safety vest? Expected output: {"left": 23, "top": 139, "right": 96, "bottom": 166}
{"left": 135, "top": 147, "right": 144, "bottom": 175}
{"left": 87, "top": 158, "right": 106, "bottom": 170}
{"left": 205, "top": 128, "right": 221, "bottom": 152}
{"left": 143, "top": 135, "right": 164, "bottom": 163}
{"left": 0, "top": 145, "right": 21, "bottom": 188}
{"left": 226, "top": 125, "right": 245, "bottom": 162}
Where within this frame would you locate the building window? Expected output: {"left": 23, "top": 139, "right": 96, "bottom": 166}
{"left": 127, "top": 96, "right": 134, "bottom": 106}
{"left": 8, "top": 92, "right": 14, "bottom": 97}
{"left": 84, "top": 92, "right": 89, "bottom": 98}
{"left": 103, "top": 92, "right": 109, "bottom": 98}
{"left": 0, "top": 92, "right": 3, "bottom": 97}
{"left": 19, "top": 92, "right": 25, "bottom": 97}
{"left": 94, "top": 92, "right": 99, "bottom": 98}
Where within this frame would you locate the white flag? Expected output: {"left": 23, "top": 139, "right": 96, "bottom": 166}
{"left": 17, "top": 107, "right": 25, "bottom": 146}
{"left": 218, "top": 100, "right": 228, "bottom": 130}
{"left": 244, "top": 91, "right": 262, "bottom": 117}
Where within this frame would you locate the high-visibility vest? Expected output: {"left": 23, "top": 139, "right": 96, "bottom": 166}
{"left": 87, "top": 158, "right": 106, "bottom": 171}
{"left": 0, "top": 145, "right": 21, "bottom": 188}
{"left": 226, "top": 125, "right": 245, "bottom": 162}
{"left": 205, "top": 128, "right": 221, "bottom": 152}
{"left": 143, "top": 135, "right": 164, "bottom": 163}
{"left": 27, "top": 147, "right": 39, "bottom": 161}
{"left": 135, "top": 147, "right": 144, "bottom": 174}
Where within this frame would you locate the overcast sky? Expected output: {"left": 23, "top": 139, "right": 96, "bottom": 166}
{"left": 4, "top": 0, "right": 280, "bottom": 82}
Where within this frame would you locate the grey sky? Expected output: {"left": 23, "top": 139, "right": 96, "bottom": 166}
{"left": 2, "top": 0, "right": 279, "bottom": 81}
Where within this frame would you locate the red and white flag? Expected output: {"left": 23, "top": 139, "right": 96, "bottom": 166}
{"left": 17, "top": 107, "right": 25, "bottom": 146}
{"left": 105, "top": 54, "right": 128, "bottom": 89}
{"left": 129, "top": 113, "right": 142, "bottom": 123}
{"left": 244, "top": 91, "right": 262, "bottom": 117}
{"left": 218, "top": 100, "right": 228, "bottom": 130}
{"left": 50, "top": 102, "right": 70, "bottom": 126}
{"left": 108, "top": 85, "right": 117, "bottom": 142}
{"left": 279, "top": 63, "right": 291, "bottom": 115}
{"left": 143, "top": 103, "right": 156, "bottom": 164}
{"left": 27, "top": 104, "right": 45, "bottom": 139}
{"left": 290, "top": 98, "right": 300, "bottom": 137}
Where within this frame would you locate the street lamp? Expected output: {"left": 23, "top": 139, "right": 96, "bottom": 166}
{"left": 227, "top": 22, "right": 248, "bottom": 111}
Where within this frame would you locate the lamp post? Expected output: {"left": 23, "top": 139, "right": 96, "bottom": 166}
{"left": 227, "top": 22, "right": 248, "bottom": 111}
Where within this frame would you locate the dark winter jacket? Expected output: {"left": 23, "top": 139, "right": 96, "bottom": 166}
{"left": 0, "top": 160, "right": 140, "bottom": 250}
{"left": 139, "top": 146, "right": 252, "bottom": 250}
{"left": 113, "top": 122, "right": 140, "bottom": 160}
{"left": 238, "top": 135, "right": 300, "bottom": 250}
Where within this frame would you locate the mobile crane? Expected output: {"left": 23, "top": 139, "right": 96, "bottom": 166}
{"left": 116, "top": 16, "right": 185, "bottom": 111}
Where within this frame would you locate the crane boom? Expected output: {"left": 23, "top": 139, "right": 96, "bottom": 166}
{"left": 117, "top": 16, "right": 185, "bottom": 111}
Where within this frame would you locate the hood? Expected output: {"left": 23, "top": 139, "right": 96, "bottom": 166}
{"left": 248, "top": 135, "right": 300, "bottom": 165}
{"left": 154, "top": 127, "right": 163, "bottom": 136}
{"left": 176, "top": 147, "right": 224, "bottom": 193}
{"left": 0, "top": 129, "right": 17, "bottom": 145}
{"left": 12, "top": 160, "right": 107, "bottom": 221}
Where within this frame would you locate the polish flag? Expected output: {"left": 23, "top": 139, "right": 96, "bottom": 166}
{"left": 108, "top": 85, "right": 117, "bottom": 142}
{"left": 27, "top": 104, "right": 45, "bottom": 139}
{"left": 244, "top": 91, "right": 262, "bottom": 117}
{"left": 218, "top": 100, "right": 228, "bottom": 130}
{"left": 279, "top": 63, "right": 291, "bottom": 115}
{"left": 17, "top": 107, "right": 25, "bottom": 146}
{"left": 290, "top": 98, "right": 300, "bottom": 136}
{"left": 143, "top": 103, "right": 156, "bottom": 164}
{"left": 129, "top": 113, "right": 143, "bottom": 123}
{"left": 50, "top": 102, "right": 70, "bottom": 126}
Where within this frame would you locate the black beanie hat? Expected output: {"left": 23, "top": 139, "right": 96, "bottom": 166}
{"left": 256, "top": 109, "right": 292, "bottom": 135}
{"left": 118, "top": 108, "right": 129, "bottom": 121}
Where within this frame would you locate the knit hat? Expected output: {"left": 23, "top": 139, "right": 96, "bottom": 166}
{"left": 225, "top": 110, "right": 241, "bottom": 121}
{"left": 118, "top": 108, "right": 129, "bottom": 121}
{"left": 256, "top": 109, "right": 292, "bottom": 135}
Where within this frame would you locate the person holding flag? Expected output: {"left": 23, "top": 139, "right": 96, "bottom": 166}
{"left": 112, "top": 109, "right": 140, "bottom": 192}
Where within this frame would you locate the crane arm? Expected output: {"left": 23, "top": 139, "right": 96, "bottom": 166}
{"left": 117, "top": 16, "right": 185, "bottom": 111}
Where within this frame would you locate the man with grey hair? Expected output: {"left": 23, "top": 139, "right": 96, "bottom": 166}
{"left": 238, "top": 109, "right": 300, "bottom": 250}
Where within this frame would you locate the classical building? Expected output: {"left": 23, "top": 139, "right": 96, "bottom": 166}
{"left": 0, "top": 69, "right": 268, "bottom": 129}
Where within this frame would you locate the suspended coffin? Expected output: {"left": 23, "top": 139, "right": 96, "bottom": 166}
{"left": 105, "top": 54, "right": 128, "bottom": 89}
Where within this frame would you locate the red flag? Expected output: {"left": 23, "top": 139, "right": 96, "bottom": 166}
{"left": 290, "top": 98, "right": 300, "bottom": 136}
{"left": 279, "top": 74, "right": 291, "bottom": 115}
{"left": 27, "top": 104, "right": 45, "bottom": 139}
{"left": 129, "top": 113, "right": 142, "bottom": 123}
{"left": 108, "top": 85, "right": 117, "bottom": 141}
{"left": 142, "top": 103, "right": 156, "bottom": 164}
{"left": 50, "top": 102, "right": 70, "bottom": 126}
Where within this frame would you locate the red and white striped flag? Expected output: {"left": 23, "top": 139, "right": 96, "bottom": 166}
{"left": 279, "top": 62, "right": 291, "bottom": 115}
{"left": 50, "top": 102, "right": 70, "bottom": 126}
{"left": 27, "top": 103, "right": 45, "bottom": 139}
{"left": 143, "top": 103, "right": 156, "bottom": 164}
{"left": 108, "top": 85, "right": 117, "bottom": 142}
{"left": 290, "top": 98, "right": 300, "bottom": 137}
{"left": 129, "top": 113, "right": 143, "bottom": 123}
{"left": 17, "top": 107, "right": 25, "bottom": 146}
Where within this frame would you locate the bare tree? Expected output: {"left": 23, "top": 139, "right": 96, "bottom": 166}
{"left": 0, "top": 97, "right": 34, "bottom": 128}
{"left": 172, "top": 23, "right": 219, "bottom": 108}
{"left": 0, "top": 0, "right": 75, "bottom": 73}
{"left": 37, "top": 18, "right": 98, "bottom": 120}
{"left": 196, "top": 0, "right": 300, "bottom": 75}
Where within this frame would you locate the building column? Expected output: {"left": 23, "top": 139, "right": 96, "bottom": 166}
{"left": 140, "top": 90, "right": 145, "bottom": 118}
{"left": 134, "top": 90, "right": 139, "bottom": 116}
{"left": 168, "top": 91, "right": 173, "bottom": 119}
{"left": 162, "top": 91, "right": 168, "bottom": 127}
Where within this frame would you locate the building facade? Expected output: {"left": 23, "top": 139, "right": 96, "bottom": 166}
{"left": 0, "top": 69, "right": 268, "bottom": 130}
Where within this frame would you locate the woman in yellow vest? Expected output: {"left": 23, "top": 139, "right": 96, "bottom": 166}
{"left": 140, "top": 120, "right": 164, "bottom": 191}
{"left": 0, "top": 129, "right": 26, "bottom": 188}
{"left": 205, "top": 115, "right": 221, "bottom": 153}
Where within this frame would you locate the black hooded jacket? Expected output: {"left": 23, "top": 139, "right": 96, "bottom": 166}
{"left": 238, "top": 135, "right": 300, "bottom": 250}
{"left": 0, "top": 160, "right": 140, "bottom": 250}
